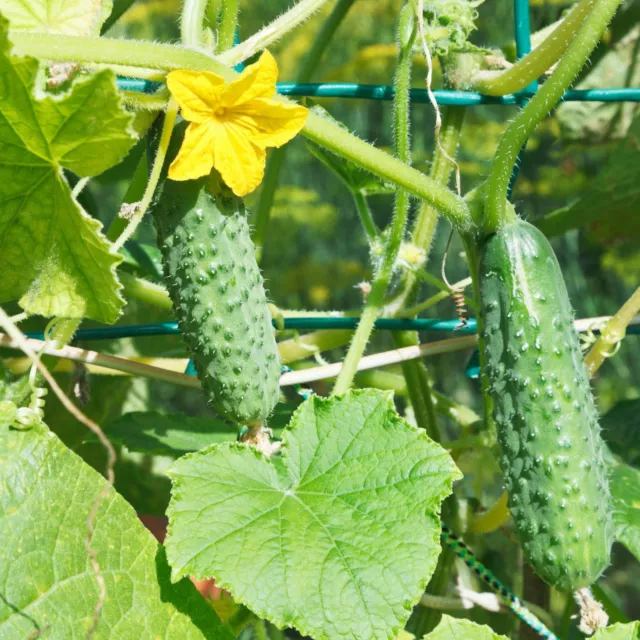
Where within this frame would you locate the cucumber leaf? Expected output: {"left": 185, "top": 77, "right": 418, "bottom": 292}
{"left": 0, "top": 421, "right": 234, "bottom": 639}
{"left": 424, "top": 615, "right": 508, "bottom": 639}
{"left": 0, "top": 18, "right": 136, "bottom": 322}
{"left": 0, "top": 0, "right": 112, "bottom": 35}
{"left": 610, "top": 463, "right": 640, "bottom": 562}
{"left": 165, "top": 389, "right": 461, "bottom": 640}
{"left": 592, "top": 622, "right": 640, "bottom": 639}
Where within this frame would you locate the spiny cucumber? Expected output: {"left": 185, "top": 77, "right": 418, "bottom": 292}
{"left": 478, "top": 219, "right": 613, "bottom": 592}
{"left": 152, "top": 176, "right": 280, "bottom": 426}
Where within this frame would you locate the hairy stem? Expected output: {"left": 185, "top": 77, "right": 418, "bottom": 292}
{"left": 119, "top": 272, "right": 173, "bottom": 310}
{"left": 218, "top": 0, "right": 332, "bottom": 65}
{"left": 217, "top": 0, "right": 239, "bottom": 51}
{"left": 332, "top": 9, "right": 415, "bottom": 395}
{"left": 472, "top": 0, "right": 596, "bottom": 96}
{"left": 181, "top": 0, "right": 209, "bottom": 47}
{"left": 352, "top": 190, "right": 378, "bottom": 242}
{"left": 111, "top": 100, "right": 179, "bottom": 252}
{"left": 252, "top": 0, "right": 357, "bottom": 253}
{"left": 484, "top": 0, "right": 624, "bottom": 231}
{"left": 390, "top": 108, "right": 465, "bottom": 444}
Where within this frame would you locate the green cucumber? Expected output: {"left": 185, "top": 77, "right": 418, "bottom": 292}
{"left": 478, "top": 219, "right": 613, "bottom": 592}
{"left": 152, "top": 177, "right": 280, "bottom": 426}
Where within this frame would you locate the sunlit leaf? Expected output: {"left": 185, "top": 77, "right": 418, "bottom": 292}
{"left": 0, "top": 0, "right": 112, "bottom": 35}
{"left": 0, "top": 421, "right": 234, "bottom": 639}
{"left": 165, "top": 389, "right": 461, "bottom": 640}
{"left": 0, "top": 18, "right": 136, "bottom": 322}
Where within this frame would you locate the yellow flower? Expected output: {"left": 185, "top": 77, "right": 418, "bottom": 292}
{"left": 166, "top": 51, "right": 309, "bottom": 197}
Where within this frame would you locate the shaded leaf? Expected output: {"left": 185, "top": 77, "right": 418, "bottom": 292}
{"left": 105, "top": 411, "right": 237, "bottom": 456}
{"left": 166, "top": 389, "right": 461, "bottom": 640}
{"left": 611, "top": 463, "right": 640, "bottom": 562}
{"left": 0, "top": 19, "right": 136, "bottom": 322}
{"left": 0, "top": 421, "right": 233, "bottom": 639}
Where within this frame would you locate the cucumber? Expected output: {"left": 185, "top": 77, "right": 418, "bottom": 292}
{"left": 152, "top": 176, "right": 281, "bottom": 425}
{"left": 478, "top": 219, "right": 613, "bottom": 592}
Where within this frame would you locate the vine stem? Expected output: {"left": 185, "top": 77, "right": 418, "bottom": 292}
{"left": 181, "top": 0, "right": 208, "bottom": 47}
{"left": 484, "top": 0, "right": 624, "bottom": 231}
{"left": 471, "top": 0, "right": 596, "bottom": 96}
{"left": 10, "top": 33, "right": 470, "bottom": 231}
{"left": 585, "top": 286, "right": 640, "bottom": 376}
{"left": 218, "top": 0, "right": 332, "bottom": 65}
{"left": 111, "top": 99, "right": 179, "bottom": 253}
{"left": 252, "top": 0, "right": 357, "bottom": 255}
{"left": 119, "top": 272, "right": 173, "bottom": 310}
{"left": 332, "top": 7, "right": 415, "bottom": 396}
{"left": 217, "top": 0, "right": 239, "bottom": 52}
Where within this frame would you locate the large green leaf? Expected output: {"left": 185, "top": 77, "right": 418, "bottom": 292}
{"left": 611, "top": 463, "right": 640, "bottom": 561}
{"left": 593, "top": 622, "right": 640, "bottom": 640}
{"left": 0, "top": 0, "right": 112, "bottom": 35}
{"left": 424, "top": 615, "right": 508, "bottom": 639}
{"left": 0, "top": 421, "right": 234, "bottom": 639}
{"left": 165, "top": 389, "right": 461, "bottom": 640}
{"left": 0, "top": 17, "right": 136, "bottom": 322}
{"left": 536, "top": 115, "right": 640, "bottom": 240}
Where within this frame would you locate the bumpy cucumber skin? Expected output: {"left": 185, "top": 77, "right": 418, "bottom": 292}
{"left": 153, "top": 180, "right": 280, "bottom": 425}
{"left": 478, "top": 220, "right": 613, "bottom": 592}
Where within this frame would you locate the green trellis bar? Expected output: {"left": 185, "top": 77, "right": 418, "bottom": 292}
{"left": 117, "top": 78, "right": 640, "bottom": 103}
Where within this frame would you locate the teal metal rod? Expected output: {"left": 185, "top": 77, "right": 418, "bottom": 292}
{"left": 116, "top": 78, "right": 640, "bottom": 103}
{"left": 22, "top": 318, "right": 640, "bottom": 342}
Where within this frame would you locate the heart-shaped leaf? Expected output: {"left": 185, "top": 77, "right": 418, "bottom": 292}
{"left": 165, "top": 389, "right": 461, "bottom": 640}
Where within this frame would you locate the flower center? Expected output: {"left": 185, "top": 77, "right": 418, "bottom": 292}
{"left": 214, "top": 106, "right": 226, "bottom": 118}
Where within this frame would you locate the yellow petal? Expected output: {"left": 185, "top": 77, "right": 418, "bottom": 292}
{"left": 229, "top": 98, "right": 309, "bottom": 149}
{"left": 167, "top": 70, "right": 225, "bottom": 123}
{"left": 168, "top": 121, "right": 218, "bottom": 181}
{"left": 212, "top": 122, "right": 267, "bottom": 197}
{"left": 221, "top": 50, "right": 278, "bottom": 108}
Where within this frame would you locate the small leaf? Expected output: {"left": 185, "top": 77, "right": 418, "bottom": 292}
{"left": 0, "top": 0, "right": 113, "bottom": 35}
{"left": 610, "top": 463, "right": 640, "bottom": 562}
{"left": 165, "top": 389, "right": 461, "bottom": 640}
{"left": 0, "top": 421, "right": 234, "bottom": 639}
{"left": 592, "top": 622, "right": 640, "bottom": 640}
{"left": 424, "top": 615, "right": 508, "bottom": 639}
{"left": 0, "top": 18, "right": 136, "bottom": 322}
{"left": 105, "top": 411, "right": 238, "bottom": 456}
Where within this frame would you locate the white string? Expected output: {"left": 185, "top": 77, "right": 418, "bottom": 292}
{"left": 415, "top": 0, "right": 462, "bottom": 196}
